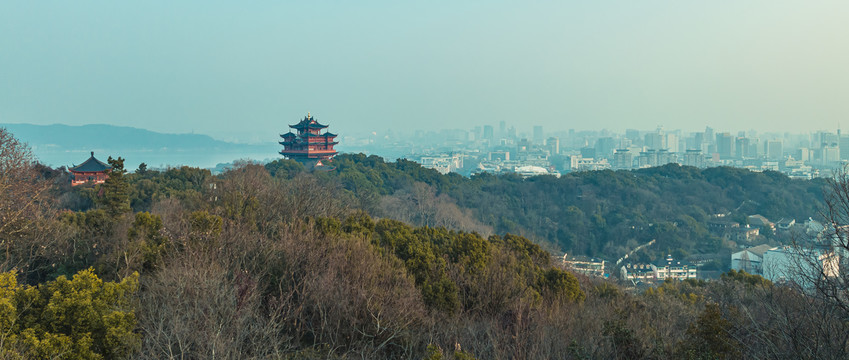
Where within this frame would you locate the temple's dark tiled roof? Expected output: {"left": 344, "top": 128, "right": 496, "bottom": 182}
{"left": 289, "top": 115, "right": 328, "bottom": 129}
{"left": 300, "top": 132, "right": 338, "bottom": 137}
{"left": 70, "top": 152, "right": 111, "bottom": 172}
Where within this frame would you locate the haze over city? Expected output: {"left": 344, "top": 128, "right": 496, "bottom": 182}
{"left": 9, "top": 3, "right": 849, "bottom": 358}
{"left": 2, "top": 1, "right": 848, "bottom": 143}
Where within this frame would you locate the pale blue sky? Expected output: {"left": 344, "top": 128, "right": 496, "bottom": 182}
{"left": 1, "top": 1, "right": 847, "bottom": 142}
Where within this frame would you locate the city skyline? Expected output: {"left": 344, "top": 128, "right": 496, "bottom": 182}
{"left": 2, "top": 2, "right": 848, "bottom": 142}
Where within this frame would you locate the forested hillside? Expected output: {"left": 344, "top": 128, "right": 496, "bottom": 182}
{"left": 268, "top": 154, "right": 825, "bottom": 262}
{"left": 2, "top": 127, "right": 845, "bottom": 359}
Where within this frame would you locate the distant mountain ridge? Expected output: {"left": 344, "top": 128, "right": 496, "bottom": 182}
{"left": 0, "top": 123, "right": 280, "bottom": 169}
{"left": 0, "top": 123, "right": 250, "bottom": 150}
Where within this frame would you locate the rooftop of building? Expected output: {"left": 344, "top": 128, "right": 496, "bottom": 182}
{"left": 736, "top": 244, "right": 774, "bottom": 257}
{"left": 289, "top": 112, "right": 329, "bottom": 129}
{"left": 69, "top": 152, "right": 111, "bottom": 173}
{"left": 748, "top": 214, "right": 773, "bottom": 226}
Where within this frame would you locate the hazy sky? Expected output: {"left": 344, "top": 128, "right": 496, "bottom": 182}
{"left": 1, "top": 1, "right": 848, "bottom": 142}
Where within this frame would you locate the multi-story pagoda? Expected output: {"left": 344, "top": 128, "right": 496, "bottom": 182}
{"left": 69, "top": 152, "right": 111, "bottom": 186}
{"left": 279, "top": 112, "right": 338, "bottom": 165}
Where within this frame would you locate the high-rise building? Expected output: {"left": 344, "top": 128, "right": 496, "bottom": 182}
{"left": 747, "top": 139, "right": 760, "bottom": 158}
{"left": 683, "top": 150, "right": 705, "bottom": 168}
{"left": 645, "top": 132, "right": 664, "bottom": 150}
{"left": 818, "top": 132, "right": 839, "bottom": 148}
{"left": 546, "top": 137, "right": 560, "bottom": 155}
{"left": 483, "top": 125, "right": 494, "bottom": 141}
{"left": 705, "top": 127, "right": 715, "bottom": 146}
{"left": 693, "top": 132, "right": 705, "bottom": 152}
{"left": 472, "top": 126, "right": 482, "bottom": 142}
{"left": 626, "top": 129, "right": 641, "bottom": 144}
{"left": 517, "top": 138, "right": 532, "bottom": 153}
{"left": 765, "top": 140, "right": 783, "bottom": 160}
{"left": 666, "top": 133, "right": 679, "bottom": 153}
{"left": 735, "top": 137, "right": 751, "bottom": 159}
{"left": 581, "top": 147, "right": 597, "bottom": 159}
{"left": 716, "top": 133, "right": 735, "bottom": 159}
{"left": 533, "top": 125, "right": 544, "bottom": 145}
{"left": 595, "top": 137, "right": 616, "bottom": 159}
{"left": 797, "top": 148, "right": 812, "bottom": 162}
{"left": 657, "top": 149, "right": 674, "bottom": 165}
{"left": 614, "top": 149, "right": 633, "bottom": 170}
{"left": 638, "top": 149, "right": 658, "bottom": 167}
{"left": 823, "top": 145, "right": 840, "bottom": 164}
{"left": 840, "top": 135, "right": 849, "bottom": 160}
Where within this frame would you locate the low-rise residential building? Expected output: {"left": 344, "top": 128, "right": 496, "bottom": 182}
{"left": 566, "top": 155, "right": 611, "bottom": 172}
{"left": 562, "top": 255, "right": 606, "bottom": 277}
{"left": 707, "top": 219, "right": 739, "bottom": 234}
{"left": 620, "top": 255, "right": 697, "bottom": 283}
{"left": 620, "top": 263, "right": 655, "bottom": 283}
{"left": 731, "top": 244, "right": 773, "bottom": 275}
{"left": 762, "top": 246, "right": 839, "bottom": 287}
{"left": 654, "top": 255, "right": 698, "bottom": 281}
{"left": 418, "top": 153, "right": 463, "bottom": 174}
{"left": 748, "top": 214, "right": 775, "bottom": 234}
{"left": 728, "top": 226, "right": 760, "bottom": 243}
{"left": 776, "top": 218, "right": 796, "bottom": 231}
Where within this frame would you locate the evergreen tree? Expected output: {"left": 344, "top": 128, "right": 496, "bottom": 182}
{"left": 135, "top": 162, "right": 148, "bottom": 175}
{"left": 100, "top": 157, "right": 131, "bottom": 217}
{"left": 0, "top": 269, "right": 140, "bottom": 359}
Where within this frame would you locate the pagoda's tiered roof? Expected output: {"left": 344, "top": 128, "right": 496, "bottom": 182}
{"left": 280, "top": 113, "right": 339, "bottom": 162}
{"left": 279, "top": 132, "right": 336, "bottom": 138}
{"left": 289, "top": 113, "right": 328, "bottom": 129}
{"left": 70, "top": 152, "right": 111, "bottom": 173}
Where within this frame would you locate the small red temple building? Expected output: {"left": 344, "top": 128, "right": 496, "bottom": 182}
{"left": 279, "top": 113, "right": 338, "bottom": 165}
{"left": 69, "top": 152, "right": 111, "bottom": 186}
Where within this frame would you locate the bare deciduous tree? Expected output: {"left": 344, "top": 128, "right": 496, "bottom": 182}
{"left": 0, "top": 128, "right": 54, "bottom": 272}
{"left": 380, "top": 182, "right": 491, "bottom": 235}
{"left": 784, "top": 165, "right": 849, "bottom": 320}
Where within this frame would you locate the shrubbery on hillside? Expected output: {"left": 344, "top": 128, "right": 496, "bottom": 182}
{"left": 2, "top": 127, "right": 846, "bottom": 359}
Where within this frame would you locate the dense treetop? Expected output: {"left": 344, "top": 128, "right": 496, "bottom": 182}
{"left": 267, "top": 154, "right": 825, "bottom": 262}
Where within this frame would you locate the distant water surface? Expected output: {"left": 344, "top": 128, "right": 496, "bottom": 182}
{"left": 33, "top": 148, "right": 279, "bottom": 171}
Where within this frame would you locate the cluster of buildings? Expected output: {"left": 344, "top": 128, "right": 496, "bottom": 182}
{"left": 558, "top": 251, "right": 701, "bottom": 285}
{"left": 730, "top": 216, "right": 843, "bottom": 286}
{"left": 559, "top": 212, "right": 841, "bottom": 287}
{"left": 732, "top": 244, "right": 839, "bottom": 286}
{"left": 358, "top": 123, "right": 849, "bottom": 179}
{"left": 68, "top": 112, "right": 343, "bottom": 187}
{"left": 619, "top": 255, "right": 699, "bottom": 284}
{"left": 560, "top": 255, "right": 607, "bottom": 278}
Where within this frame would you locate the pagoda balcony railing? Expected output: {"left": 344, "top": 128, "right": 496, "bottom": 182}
{"left": 280, "top": 147, "right": 338, "bottom": 151}
{"left": 278, "top": 141, "right": 339, "bottom": 148}
{"left": 280, "top": 140, "right": 339, "bottom": 145}
{"left": 280, "top": 149, "right": 338, "bottom": 154}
